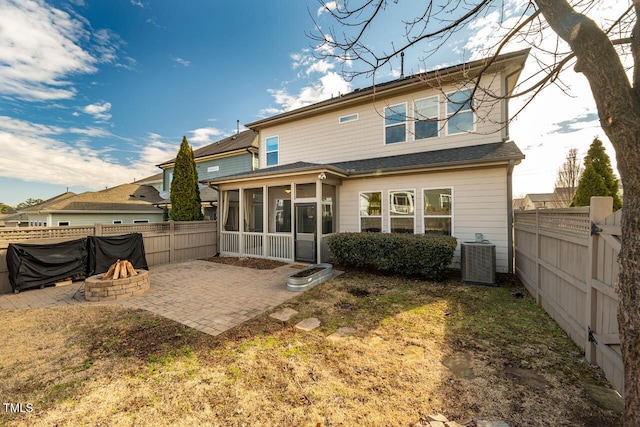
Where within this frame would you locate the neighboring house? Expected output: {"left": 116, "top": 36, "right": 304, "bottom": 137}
{"left": 205, "top": 49, "right": 529, "bottom": 273}
{"left": 521, "top": 193, "right": 554, "bottom": 210}
{"left": 157, "top": 130, "right": 259, "bottom": 219}
{"left": 135, "top": 172, "right": 163, "bottom": 193}
{"left": 0, "top": 212, "right": 26, "bottom": 228}
{"left": 20, "top": 184, "right": 164, "bottom": 226}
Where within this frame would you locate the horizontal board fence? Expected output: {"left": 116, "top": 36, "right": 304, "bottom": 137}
{"left": 514, "top": 197, "right": 623, "bottom": 395}
{"left": 0, "top": 221, "right": 217, "bottom": 295}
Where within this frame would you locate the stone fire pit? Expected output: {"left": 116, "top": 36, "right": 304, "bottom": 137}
{"left": 85, "top": 269, "right": 150, "bottom": 301}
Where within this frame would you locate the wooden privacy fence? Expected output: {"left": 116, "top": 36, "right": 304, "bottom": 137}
{"left": 0, "top": 221, "right": 217, "bottom": 294}
{"left": 514, "top": 197, "right": 623, "bottom": 395}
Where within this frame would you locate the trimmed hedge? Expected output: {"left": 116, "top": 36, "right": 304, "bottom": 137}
{"left": 326, "top": 232, "right": 457, "bottom": 281}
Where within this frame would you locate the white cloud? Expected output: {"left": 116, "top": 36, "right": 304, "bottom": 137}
{"left": 0, "top": 0, "right": 96, "bottom": 100}
{"left": 171, "top": 56, "right": 191, "bottom": 67}
{"left": 306, "top": 59, "right": 334, "bottom": 75}
{"left": 130, "top": 0, "right": 144, "bottom": 8}
{"left": 189, "top": 127, "right": 223, "bottom": 145}
{"left": 0, "top": 116, "right": 159, "bottom": 190}
{"left": 317, "top": 1, "right": 338, "bottom": 16}
{"left": 267, "top": 72, "right": 351, "bottom": 113}
{"left": 83, "top": 101, "right": 112, "bottom": 122}
{"left": 0, "top": 0, "right": 130, "bottom": 101}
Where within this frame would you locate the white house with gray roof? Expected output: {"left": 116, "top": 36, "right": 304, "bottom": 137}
{"left": 204, "top": 49, "right": 529, "bottom": 273}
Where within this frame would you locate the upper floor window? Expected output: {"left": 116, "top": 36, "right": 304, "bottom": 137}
{"left": 339, "top": 113, "right": 358, "bottom": 124}
{"left": 266, "top": 136, "right": 279, "bottom": 166}
{"left": 414, "top": 96, "right": 439, "bottom": 140}
{"left": 447, "top": 89, "right": 474, "bottom": 135}
{"left": 384, "top": 103, "right": 406, "bottom": 144}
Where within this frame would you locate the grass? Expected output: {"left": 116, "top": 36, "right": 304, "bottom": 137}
{"left": 0, "top": 270, "right": 621, "bottom": 426}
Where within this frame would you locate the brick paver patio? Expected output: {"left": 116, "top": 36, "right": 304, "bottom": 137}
{"left": 0, "top": 260, "right": 306, "bottom": 336}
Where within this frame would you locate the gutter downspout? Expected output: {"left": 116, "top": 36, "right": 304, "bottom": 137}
{"left": 209, "top": 183, "right": 221, "bottom": 256}
{"left": 507, "top": 159, "right": 515, "bottom": 274}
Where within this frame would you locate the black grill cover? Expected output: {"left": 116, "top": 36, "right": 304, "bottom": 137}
{"left": 86, "top": 233, "right": 148, "bottom": 277}
{"left": 7, "top": 238, "right": 88, "bottom": 292}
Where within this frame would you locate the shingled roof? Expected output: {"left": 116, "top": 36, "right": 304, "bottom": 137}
{"left": 21, "top": 184, "right": 163, "bottom": 213}
{"left": 204, "top": 141, "right": 524, "bottom": 184}
{"left": 157, "top": 130, "right": 258, "bottom": 168}
{"left": 246, "top": 49, "right": 530, "bottom": 129}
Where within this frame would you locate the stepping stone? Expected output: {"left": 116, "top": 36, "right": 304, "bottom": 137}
{"left": 401, "top": 345, "right": 424, "bottom": 361}
{"left": 442, "top": 353, "right": 476, "bottom": 380}
{"left": 269, "top": 307, "right": 298, "bottom": 321}
{"left": 367, "top": 336, "right": 385, "bottom": 347}
{"left": 328, "top": 327, "right": 356, "bottom": 340}
{"left": 476, "top": 421, "right": 510, "bottom": 427}
{"left": 584, "top": 383, "right": 624, "bottom": 412}
{"left": 295, "top": 317, "right": 320, "bottom": 331}
{"left": 427, "top": 414, "right": 448, "bottom": 422}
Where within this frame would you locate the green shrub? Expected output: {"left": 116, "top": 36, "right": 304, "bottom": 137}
{"left": 326, "top": 232, "right": 457, "bottom": 281}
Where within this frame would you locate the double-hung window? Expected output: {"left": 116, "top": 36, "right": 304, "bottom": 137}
{"left": 447, "top": 89, "right": 474, "bottom": 135}
{"left": 265, "top": 136, "right": 279, "bottom": 166}
{"left": 414, "top": 96, "right": 439, "bottom": 139}
{"left": 423, "top": 188, "right": 453, "bottom": 235}
{"left": 389, "top": 190, "right": 415, "bottom": 233}
{"left": 384, "top": 103, "right": 406, "bottom": 144}
{"left": 359, "top": 191, "right": 382, "bottom": 232}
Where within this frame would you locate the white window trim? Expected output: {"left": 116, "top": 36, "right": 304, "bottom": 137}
{"left": 422, "top": 187, "right": 454, "bottom": 235}
{"left": 265, "top": 135, "right": 279, "bottom": 167}
{"left": 388, "top": 188, "right": 416, "bottom": 233}
{"left": 445, "top": 89, "right": 476, "bottom": 136}
{"left": 383, "top": 102, "right": 408, "bottom": 145}
{"left": 339, "top": 113, "right": 359, "bottom": 124}
{"left": 413, "top": 95, "right": 440, "bottom": 141}
{"left": 133, "top": 219, "right": 149, "bottom": 224}
{"left": 358, "top": 190, "right": 383, "bottom": 232}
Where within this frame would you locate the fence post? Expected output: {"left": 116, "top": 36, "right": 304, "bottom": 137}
{"left": 585, "top": 197, "right": 613, "bottom": 363}
{"left": 535, "top": 208, "right": 541, "bottom": 304}
{"left": 95, "top": 223, "right": 102, "bottom": 237}
{"left": 169, "top": 220, "right": 175, "bottom": 263}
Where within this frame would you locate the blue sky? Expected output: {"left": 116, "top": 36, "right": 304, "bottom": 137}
{"left": 0, "top": 0, "right": 624, "bottom": 206}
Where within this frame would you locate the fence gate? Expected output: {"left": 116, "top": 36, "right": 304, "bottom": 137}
{"left": 587, "top": 208, "right": 623, "bottom": 394}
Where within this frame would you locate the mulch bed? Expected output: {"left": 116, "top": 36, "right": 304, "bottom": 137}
{"left": 203, "top": 256, "right": 288, "bottom": 270}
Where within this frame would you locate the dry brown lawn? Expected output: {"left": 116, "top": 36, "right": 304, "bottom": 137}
{"left": 0, "top": 270, "right": 621, "bottom": 426}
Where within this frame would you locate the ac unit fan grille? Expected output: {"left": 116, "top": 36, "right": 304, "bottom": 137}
{"left": 461, "top": 243, "right": 496, "bottom": 285}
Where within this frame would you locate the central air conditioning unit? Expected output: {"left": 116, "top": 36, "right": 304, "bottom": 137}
{"left": 461, "top": 241, "right": 496, "bottom": 286}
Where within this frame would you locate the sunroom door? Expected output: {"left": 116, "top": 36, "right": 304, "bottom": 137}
{"left": 294, "top": 203, "right": 316, "bottom": 263}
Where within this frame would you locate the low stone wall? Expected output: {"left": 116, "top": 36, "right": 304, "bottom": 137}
{"left": 85, "top": 270, "right": 150, "bottom": 301}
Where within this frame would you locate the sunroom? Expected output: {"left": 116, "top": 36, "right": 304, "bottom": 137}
{"left": 206, "top": 166, "right": 345, "bottom": 264}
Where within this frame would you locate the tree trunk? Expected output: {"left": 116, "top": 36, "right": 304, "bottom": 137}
{"left": 533, "top": 1, "right": 640, "bottom": 424}
{"left": 619, "top": 186, "right": 640, "bottom": 424}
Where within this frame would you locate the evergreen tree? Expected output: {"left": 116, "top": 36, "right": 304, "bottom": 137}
{"left": 572, "top": 138, "right": 622, "bottom": 210}
{"left": 170, "top": 136, "right": 204, "bottom": 221}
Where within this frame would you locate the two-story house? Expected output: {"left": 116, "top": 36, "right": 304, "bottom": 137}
{"left": 204, "top": 49, "right": 529, "bottom": 273}
{"left": 157, "top": 130, "right": 259, "bottom": 219}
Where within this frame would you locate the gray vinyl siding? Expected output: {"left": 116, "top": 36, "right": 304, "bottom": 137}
{"left": 338, "top": 166, "right": 510, "bottom": 273}
{"left": 164, "top": 153, "right": 254, "bottom": 191}
{"left": 259, "top": 75, "right": 506, "bottom": 168}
